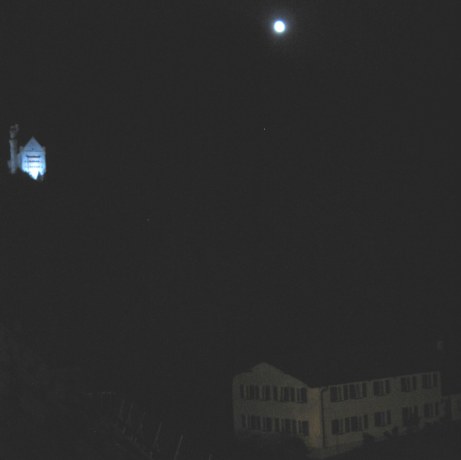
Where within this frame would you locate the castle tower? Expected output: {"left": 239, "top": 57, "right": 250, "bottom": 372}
{"left": 19, "top": 137, "right": 47, "bottom": 180}
{"left": 8, "top": 124, "right": 20, "bottom": 174}
{"left": 7, "top": 125, "right": 47, "bottom": 180}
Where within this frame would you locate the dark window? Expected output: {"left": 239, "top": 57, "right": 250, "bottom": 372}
{"left": 374, "top": 380, "right": 390, "bottom": 396}
{"left": 374, "top": 412, "right": 380, "bottom": 427}
{"left": 241, "top": 415, "right": 247, "bottom": 428}
{"left": 373, "top": 381, "right": 379, "bottom": 396}
{"left": 343, "top": 385, "right": 349, "bottom": 400}
{"left": 256, "top": 416, "right": 261, "bottom": 430}
{"left": 362, "top": 382, "right": 367, "bottom": 397}
{"left": 401, "top": 377, "right": 407, "bottom": 392}
{"left": 403, "top": 406, "right": 419, "bottom": 426}
{"left": 254, "top": 386, "right": 260, "bottom": 400}
{"left": 292, "top": 420, "right": 297, "bottom": 433}
{"left": 424, "top": 403, "right": 439, "bottom": 418}
{"left": 301, "top": 421, "right": 309, "bottom": 436}
{"left": 273, "top": 386, "right": 278, "bottom": 401}
{"left": 374, "top": 411, "right": 391, "bottom": 427}
{"left": 290, "top": 387, "right": 295, "bottom": 402}
{"left": 433, "top": 373, "right": 438, "bottom": 387}
{"left": 275, "top": 418, "right": 280, "bottom": 432}
{"left": 424, "top": 403, "right": 430, "bottom": 418}
{"left": 345, "top": 418, "right": 350, "bottom": 433}
{"left": 332, "top": 420, "right": 340, "bottom": 435}
{"left": 267, "top": 418, "right": 273, "bottom": 432}
{"left": 402, "top": 407, "right": 409, "bottom": 425}
{"left": 350, "top": 385, "right": 356, "bottom": 399}
{"left": 351, "top": 416, "right": 359, "bottom": 432}
{"left": 263, "top": 417, "right": 273, "bottom": 432}
{"left": 284, "top": 419, "right": 292, "bottom": 433}
{"left": 282, "top": 387, "right": 290, "bottom": 401}
{"left": 262, "top": 385, "right": 271, "bottom": 401}
{"left": 402, "top": 377, "right": 417, "bottom": 392}
{"left": 363, "top": 414, "right": 368, "bottom": 429}
{"left": 240, "top": 384, "right": 244, "bottom": 399}
{"left": 297, "top": 388, "right": 308, "bottom": 403}
{"left": 330, "top": 387, "right": 338, "bottom": 402}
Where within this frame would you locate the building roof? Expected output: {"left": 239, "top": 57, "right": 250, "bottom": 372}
{"left": 21, "top": 137, "right": 45, "bottom": 154}
{"left": 241, "top": 349, "right": 445, "bottom": 388}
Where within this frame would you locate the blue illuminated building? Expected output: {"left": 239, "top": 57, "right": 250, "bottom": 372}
{"left": 8, "top": 124, "right": 46, "bottom": 180}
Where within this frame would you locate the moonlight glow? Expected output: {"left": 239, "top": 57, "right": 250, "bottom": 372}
{"left": 273, "top": 20, "right": 286, "bottom": 34}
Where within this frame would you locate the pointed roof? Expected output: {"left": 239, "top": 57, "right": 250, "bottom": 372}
{"left": 22, "top": 137, "right": 45, "bottom": 154}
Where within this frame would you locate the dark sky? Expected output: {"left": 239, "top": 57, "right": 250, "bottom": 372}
{"left": 1, "top": 0, "right": 461, "bottom": 428}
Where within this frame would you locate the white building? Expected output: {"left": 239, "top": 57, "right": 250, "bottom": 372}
{"left": 233, "top": 362, "right": 447, "bottom": 458}
{"left": 443, "top": 393, "right": 461, "bottom": 422}
{"left": 8, "top": 124, "right": 46, "bottom": 180}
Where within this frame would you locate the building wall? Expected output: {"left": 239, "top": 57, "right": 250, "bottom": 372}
{"left": 232, "top": 363, "right": 323, "bottom": 449}
{"left": 233, "top": 364, "right": 444, "bottom": 458}
{"left": 323, "top": 371, "right": 443, "bottom": 454}
{"left": 445, "top": 393, "right": 461, "bottom": 421}
{"left": 19, "top": 149, "right": 46, "bottom": 180}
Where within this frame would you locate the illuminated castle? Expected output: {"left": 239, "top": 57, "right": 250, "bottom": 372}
{"left": 8, "top": 124, "right": 46, "bottom": 180}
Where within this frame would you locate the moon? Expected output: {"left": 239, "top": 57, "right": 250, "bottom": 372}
{"left": 273, "top": 20, "right": 286, "bottom": 34}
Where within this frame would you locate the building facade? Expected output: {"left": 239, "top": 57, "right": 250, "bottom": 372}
{"left": 8, "top": 124, "right": 46, "bottom": 180}
{"left": 443, "top": 393, "right": 461, "bottom": 422}
{"left": 233, "top": 362, "right": 446, "bottom": 458}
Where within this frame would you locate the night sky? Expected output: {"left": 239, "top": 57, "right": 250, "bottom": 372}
{"left": 1, "top": 0, "right": 461, "bottom": 440}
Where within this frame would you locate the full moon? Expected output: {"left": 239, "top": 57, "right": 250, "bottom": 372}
{"left": 273, "top": 20, "right": 286, "bottom": 34}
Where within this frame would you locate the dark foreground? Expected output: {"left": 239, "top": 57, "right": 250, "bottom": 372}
{"left": 2, "top": 319, "right": 461, "bottom": 460}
